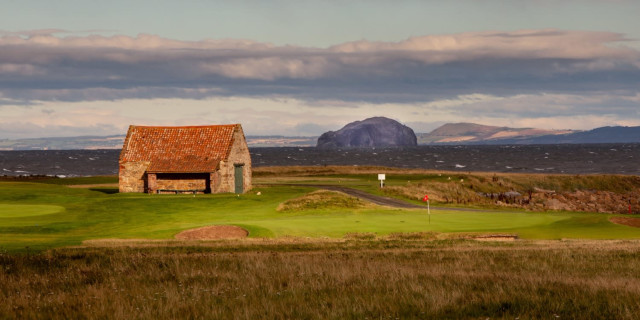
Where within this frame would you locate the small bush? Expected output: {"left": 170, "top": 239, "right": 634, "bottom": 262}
{"left": 343, "top": 232, "right": 377, "bottom": 240}
{"left": 277, "top": 190, "right": 373, "bottom": 212}
{"left": 386, "top": 232, "right": 439, "bottom": 240}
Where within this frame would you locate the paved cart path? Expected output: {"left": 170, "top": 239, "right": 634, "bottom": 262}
{"left": 266, "top": 184, "right": 488, "bottom": 212}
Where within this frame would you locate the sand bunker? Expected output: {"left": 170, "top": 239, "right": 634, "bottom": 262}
{"left": 610, "top": 217, "right": 640, "bottom": 228}
{"left": 174, "top": 225, "right": 249, "bottom": 240}
{"left": 473, "top": 235, "right": 518, "bottom": 242}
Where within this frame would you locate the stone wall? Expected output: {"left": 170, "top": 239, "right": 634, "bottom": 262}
{"left": 155, "top": 173, "right": 208, "bottom": 193}
{"left": 209, "top": 172, "right": 220, "bottom": 194}
{"left": 119, "top": 161, "right": 149, "bottom": 193}
{"left": 216, "top": 127, "right": 252, "bottom": 193}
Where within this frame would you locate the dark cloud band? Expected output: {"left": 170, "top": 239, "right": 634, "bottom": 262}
{"left": 0, "top": 29, "right": 638, "bottom": 105}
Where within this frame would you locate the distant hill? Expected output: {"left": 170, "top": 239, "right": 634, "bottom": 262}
{"left": 317, "top": 117, "right": 417, "bottom": 148}
{"left": 418, "top": 123, "right": 640, "bottom": 145}
{"left": 3, "top": 123, "right": 638, "bottom": 150}
{"left": 418, "top": 123, "right": 575, "bottom": 144}
{"left": 506, "top": 126, "right": 640, "bottom": 144}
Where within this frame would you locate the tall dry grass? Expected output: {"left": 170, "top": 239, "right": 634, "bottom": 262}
{"left": 255, "top": 165, "right": 640, "bottom": 212}
{"left": 253, "top": 165, "right": 445, "bottom": 176}
{"left": 384, "top": 173, "right": 640, "bottom": 212}
{"left": 2, "top": 240, "right": 640, "bottom": 319}
{"left": 255, "top": 165, "right": 640, "bottom": 192}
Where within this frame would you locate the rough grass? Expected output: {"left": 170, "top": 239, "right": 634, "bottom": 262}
{"left": 253, "top": 165, "right": 406, "bottom": 177}
{"left": 382, "top": 174, "right": 640, "bottom": 213}
{"left": 1, "top": 240, "right": 640, "bottom": 319}
{"left": 254, "top": 166, "right": 640, "bottom": 213}
{"left": 255, "top": 165, "right": 640, "bottom": 193}
{"left": 276, "top": 190, "right": 374, "bottom": 212}
{"left": 0, "top": 175, "right": 119, "bottom": 185}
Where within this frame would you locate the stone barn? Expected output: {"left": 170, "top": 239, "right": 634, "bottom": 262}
{"left": 119, "top": 124, "right": 251, "bottom": 194}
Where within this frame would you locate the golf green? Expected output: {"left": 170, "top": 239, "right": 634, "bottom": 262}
{"left": 0, "top": 204, "right": 65, "bottom": 218}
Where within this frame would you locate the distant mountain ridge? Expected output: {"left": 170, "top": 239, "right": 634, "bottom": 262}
{"left": 419, "top": 123, "right": 575, "bottom": 144}
{"left": 2, "top": 123, "right": 639, "bottom": 150}
{"left": 508, "top": 126, "right": 640, "bottom": 144}
{"left": 419, "top": 123, "right": 640, "bottom": 145}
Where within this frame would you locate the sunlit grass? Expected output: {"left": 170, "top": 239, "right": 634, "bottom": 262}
{"left": 2, "top": 168, "right": 639, "bottom": 319}
{"left": 2, "top": 240, "right": 640, "bottom": 319}
{"left": 1, "top": 175, "right": 639, "bottom": 252}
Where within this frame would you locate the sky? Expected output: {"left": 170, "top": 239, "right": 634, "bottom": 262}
{"left": 1, "top": 0, "right": 640, "bottom": 139}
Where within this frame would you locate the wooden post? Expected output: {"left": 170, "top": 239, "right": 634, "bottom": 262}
{"left": 147, "top": 173, "right": 157, "bottom": 194}
{"left": 210, "top": 172, "right": 218, "bottom": 193}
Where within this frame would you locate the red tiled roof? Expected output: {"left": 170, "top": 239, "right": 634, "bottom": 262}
{"left": 119, "top": 125, "right": 239, "bottom": 173}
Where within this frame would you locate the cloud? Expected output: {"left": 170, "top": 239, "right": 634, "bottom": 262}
{"left": 1, "top": 93, "right": 638, "bottom": 139}
{"left": 0, "top": 29, "right": 637, "bottom": 105}
{"left": 436, "top": 92, "right": 640, "bottom": 119}
{"left": 330, "top": 29, "right": 634, "bottom": 60}
{"left": 416, "top": 92, "right": 640, "bottom": 130}
{"left": 0, "top": 29, "right": 639, "bottom": 138}
{"left": 293, "top": 122, "right": 335, "bottom": 136}
{"left": 0, "top": 122, "right": 122, "bottom": 139}
{"left": 0, "top": 29, "right": 68, "bottom": 37}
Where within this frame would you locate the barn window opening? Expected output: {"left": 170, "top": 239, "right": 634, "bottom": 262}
{"left": 154, "top": 173, "right": 211, "bottom": 194}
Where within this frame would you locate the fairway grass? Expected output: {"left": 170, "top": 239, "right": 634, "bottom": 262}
{"left": 1, "top": 177, "right": 639, "bottom": 252}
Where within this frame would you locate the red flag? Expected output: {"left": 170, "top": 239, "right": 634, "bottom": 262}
{"left": 422, "top": 195, "right": 429, "bottom": 202}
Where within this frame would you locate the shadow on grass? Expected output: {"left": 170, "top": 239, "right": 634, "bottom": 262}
{"left": 89, "top": 188, "right": 119, "bottom": 194}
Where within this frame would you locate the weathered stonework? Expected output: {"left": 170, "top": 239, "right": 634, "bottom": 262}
{"left": 215, "top": 128, "right": 252, "bottom": 193}
{"left": 119, "top": 161, "right": 149, "bottom": 193}
{"left": 154, "top": 173, "right": 209, "bottom": 193}
{"left": 118, "top": 124, "right": 252, "bottom": 194}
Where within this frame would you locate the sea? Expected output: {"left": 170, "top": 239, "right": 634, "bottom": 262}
{"left": 1, "top": 144, "right": 639, "bottom": 177}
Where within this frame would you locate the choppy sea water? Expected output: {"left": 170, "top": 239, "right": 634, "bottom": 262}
{"left": 1, "top": 144, "right": 639, "bottom": 177}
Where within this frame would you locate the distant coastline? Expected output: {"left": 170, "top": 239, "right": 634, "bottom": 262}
{"left": 0, "top": 135, "right": 318, "bottom": 150}
{"left": 2, "top": 122, "right": 639, "bottom": 150}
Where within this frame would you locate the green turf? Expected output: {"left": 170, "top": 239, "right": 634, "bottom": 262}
{"left": 0, "top": 204, "right": 65, "bottom": 217}
{"left": 34, "top": 176, "right": 119, "bottom": 185}
{"left": 0, "top": 178, "right": 639, "bottom": 252}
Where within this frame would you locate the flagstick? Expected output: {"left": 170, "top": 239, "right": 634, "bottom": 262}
{"left": 428, "top": 200, "right": 430, "bottom": 225}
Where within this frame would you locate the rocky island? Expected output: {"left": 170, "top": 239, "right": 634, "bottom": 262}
{"left": 317, "top": 117, "right": 417, "bottom": 148}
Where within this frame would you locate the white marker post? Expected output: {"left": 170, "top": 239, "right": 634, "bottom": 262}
{"left": 378, "top": 173, "right": 386, "bottom": 188}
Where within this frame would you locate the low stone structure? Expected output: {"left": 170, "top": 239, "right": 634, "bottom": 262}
{"left": 119, "top": 124, "right": 251, "bottom": 194}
